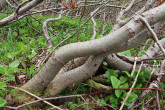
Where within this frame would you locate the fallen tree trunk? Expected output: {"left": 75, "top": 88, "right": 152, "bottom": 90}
{"left": 1, "top": 0, "right": 165, "bottom": 109}
{"left": 22, "top": 3, "right": 165, "bottom": 94}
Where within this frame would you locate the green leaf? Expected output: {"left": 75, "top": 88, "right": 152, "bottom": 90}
{"left": 0, "top": 89, "right": 7, "bottom": 96}
{"left": 17, "top": 42, "right": 27, "bottom": 52}
{"left": 109, "top": 95, "right": 118, "bottom": 108}
{"left": 120, "top": 76, "right": 128, "bottom": 83}
{"left": 135, "top": 84, "right": 142, "bottom": 88}
{"left": 97, "top": 98, "right": 106, "bottom": 106}
{"left": 7, "top": 52, "right": 15, "bottom": 58}
{"left": 103, "top": 61, "right": 108, "bottom": 66}
{"left": 28, "top": 51, "right": 37, "bottom": 59}
{"left": 0, "top": 98, "right": 7, "bottom": 107}
{"left": 0, "top": 65, "right": 7, "bottom": 73}
{"left": 111, "top": 76, "right": 121, "bottom": 88}
{"left": 128, "top": 92, "right": 138, "bottom": 102}
{"left": 6, "top": 75, "right": 15, "bottom": 82}
{"left": 121, "top": 50, "right": 132, "bottom": 57}
{"left": 121, "top": 92, "right": 138, "bottom": 106}
{"left": 9, "top": 60, "right": 19, "bottom": 68}
{"left": 122, "top": 71, "right": 130, "bottom": 77}
{"left": 143, "top": 69, "right": 151, "bottom": 79}
{"left": 68, "top": 102, "right": 75, "bottom": 109}
{"left": 13, "top": 32, "right": 18, "bottom": 37}
{"left": 0, "top": 82, "right": 6, "bottom": 90}
{"left": 97, "top": 35, "right": 103, "bottom": 39}
{"left": 1, "top": 67, "right": 8, "bottom": 76}
{"left": 105, "top": 69, "right": 118, "bottom": 79}
{"left": 133, "top": 69, "right": 138, "bottom": 79}
{"left": 120, "top": 83, "right": 129, "bottom": 88}
{"left": 29, "top": 65, "right": 36, "bottom": 71}
{"left": 119, "top": 83, "right": 129, "bottom": 88}
{"left": 105, "top": 96, "right": 110, "bottom": 102}
{"left": 78, "top": 98, "right": 83, "bottom": 105}
{"left": 10, "top": 89, "right": 17, "bottom": 94}
{"left": 115, "top": 90, "right": 123, "bottom": 98}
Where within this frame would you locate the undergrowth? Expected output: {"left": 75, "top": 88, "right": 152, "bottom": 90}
{"left": 0, "top": 12, "right": 164, "bottom": 109}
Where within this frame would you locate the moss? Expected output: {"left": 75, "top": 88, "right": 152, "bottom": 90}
{"left": 43, "top": 88, "right": 50, "bottom": 98}
{"left": 9, "top": 87, "right": 44, "bottom": 109}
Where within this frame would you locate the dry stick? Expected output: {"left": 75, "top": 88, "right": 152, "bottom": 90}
{"left": 1, "top": 0, "right": 124, "bottom": 26}
{"left": 128, "top": 59, "right": 165, "bottom": 109}
{"left": 156, "top": 59, "right": 165, "bottom": 110}
{"left": 7, "top": 86, "right": 62, "bottom": 110}
{"left": 12, "top": 0, "right": 18, "bottom": 5}
{"left": 22, "top": 19, "right": 43, "bottom": 35}
{"left": 139, "top": 16, "right": 165, "bottom": 55}
{"left": 42, "top": 10, "right": 63, "bottom": 49}
{"left": 109, "top": 0, "right": 136, "bottom": 35}
{"left": 0, "top": 0, "right": 45, "bottom": 27}
{"left": 15, "top": 0, "right": 31, "bottom": 15}
{"left": 119, "top": 61, "right": 144, "bottom": 110}
{"left": 136, "top": 0, "right": 157, "bottom": 15}
{"left": 6, "top": 0, "right": 16, "bottom": 8}
{"left": 141, "top": 39, "right": 151, "bottom": 50}
{"left": 30, "top": 15, "right": 57, "bottom": 40}
{"left": 129, "top": 57, "right": 137, "bottom": 84}
{"left": 76, "top": 0, "right": 87, "bottom": 41}
{"left": 90, "top": 5, "right": 97, "bottom": 40}
{"left": 4, "top": 94, "right": 87, "bottom": 110}
{"left": 40, "top": 1, "right": 110, "bottom": 65}
{"left": 115, "top": 37, "right": 165, "bottom": 64}
{"left": 156, "top": 89, "right": 160, "bottom": 110}
{"left": 89, "top": 95, "right": 116, "bottom": 110}
{"left": 7, "top": 1, "right": 123, "bottom": 26}
{"left": 119, "top": 0, "right": 136, "bottom": 17}
{"left": 145, "top": 67, "right": 156, "bottom": 87}
{"left": 71, "top": 104, "right": 88, "bottom": 110}
{"left": 0, "top": 0, "right": 31, "bottom": 26}
{"left": 133, "top": 97, "right": 154, "bottom": 108}
{"left": 5, "top": 87, "right": 165, "bottom": 109}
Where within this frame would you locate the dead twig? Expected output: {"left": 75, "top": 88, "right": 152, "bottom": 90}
{"left": 6, "top": 86, "right": 62, "bottom": 110}
{"left": 139, "top": 16, "right": 165, "bottom": 55}
{"left": 119, "top": 61, "right": 143, "bottom": 110}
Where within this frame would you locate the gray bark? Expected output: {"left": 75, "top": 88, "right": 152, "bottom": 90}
{"left": 0, "top": 0, "right": 7, "bottom": 11}
{"left": 22, "top": 4, "right": 165, "bottom": 92}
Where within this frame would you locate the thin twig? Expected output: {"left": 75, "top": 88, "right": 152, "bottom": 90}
{"left": 42, "top": 10, "right": 63, "bottom": 49}
{"left": 89, "top": 95, "right": 116, "bottom": 110}
{"left": 7, "top": 86, "right": 62, "bottom": 110}
{"left": 119, "top": 61, "right": 143, "bottom": 110}
{"left": 129, "top": 57, "right": 137, "bottom": 84}
{"left": 6, "top": 0, "right": 16, "bottom": 8}
{"left": 128, "top": 60, "right": 165, "bottom": 109}
{"left": 40, "top": 1, "right": 110, "bottom": 65}
{"left": 139, "top": 16, "right": 165, "bottom": 55}
{"left": 90, "top": 5, "right": 97, "bottom": 40}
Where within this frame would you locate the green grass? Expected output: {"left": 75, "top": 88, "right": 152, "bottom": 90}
{"left": 0, "top": 12, "right": 163, "bottom": 109}
{"left": 0, "top": 13, "right": 111, "bottom": 107}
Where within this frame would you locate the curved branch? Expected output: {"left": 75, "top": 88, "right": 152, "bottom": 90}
{"left": 0, "top": 0, "right": 44, "bottom": 27}
{"left": 47, "top": 31, "right": 165, "bottom": 96}
{"left": 22, "top": 4, "right": 165, "bottom": 91}
{"left": 116, "top": 38, "right": 165, "bottom": 63}
{"left": 42, "top": 11, "right": 63, "bottom": 49}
